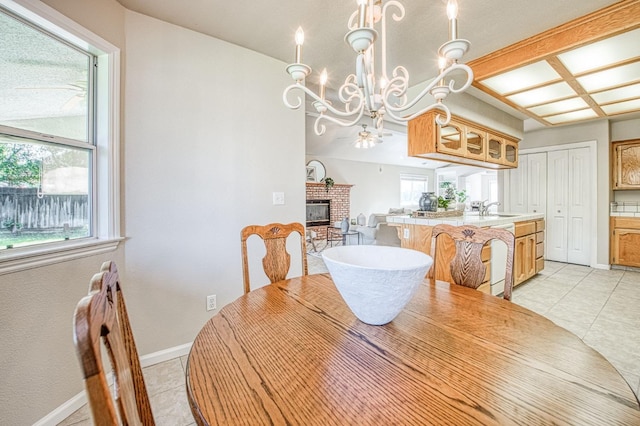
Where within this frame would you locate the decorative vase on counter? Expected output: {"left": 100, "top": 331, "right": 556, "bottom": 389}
{"left": 419, "top": 192, "right": 438, "bottom": 212}
{"left": 340, "top": 218, "right": 350, "bottom": 233}
{"left": 357, "top": 213, "right": 366, "bottom": 226}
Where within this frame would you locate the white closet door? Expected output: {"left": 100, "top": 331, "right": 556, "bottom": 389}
{"left": 509, "top": 154, "right": 528, "bottom": 213}
{"left": 567, "top": 147, "right": 590, "bottom": 265}
{"left": 547, "top": 150, "right": 568, "bottom": 262}
{"left": 527, "top": 153, "right": 547, "bottom": 214}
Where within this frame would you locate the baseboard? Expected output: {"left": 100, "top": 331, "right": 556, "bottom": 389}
{"left": 592, "top": 263, "right": 611, "bottom": 270}
{"left": 34, "top": 342, "right": 193, "bottom": 426}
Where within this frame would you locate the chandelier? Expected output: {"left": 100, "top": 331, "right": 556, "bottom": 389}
{"left": 282, "top": 0, "right": 473, "bottom": 136}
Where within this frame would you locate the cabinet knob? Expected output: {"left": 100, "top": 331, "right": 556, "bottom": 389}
{"left": 557, "top": 210, "right": 561, "bottom": 213}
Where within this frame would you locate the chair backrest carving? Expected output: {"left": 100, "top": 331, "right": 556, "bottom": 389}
{"left": 73, "top": 261, "right": 155, "bottom": 425}
{"left": 241, "top": 222, "right": 308, "bottom": 294}
{"left": 431, "top": 224, "right": 515, "bottom": 300}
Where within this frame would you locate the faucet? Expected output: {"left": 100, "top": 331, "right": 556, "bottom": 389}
{"left": 479, "top": 201, "right": 501, "bottom": 216}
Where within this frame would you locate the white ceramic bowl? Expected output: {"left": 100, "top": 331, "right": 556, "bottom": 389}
{"left": 322, "top": 245, "right": 433, "bottom": 325}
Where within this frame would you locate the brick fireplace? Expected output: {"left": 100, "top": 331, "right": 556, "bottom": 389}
{"left": 306, "top": 182, "right": 352, "bottom": 239}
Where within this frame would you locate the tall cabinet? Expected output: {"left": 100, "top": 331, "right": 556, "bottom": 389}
{"left": 505, "top": 146, "right": 592, "bottom": 266}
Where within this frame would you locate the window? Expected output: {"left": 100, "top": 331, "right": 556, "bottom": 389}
{"left": 400, "top": 174, "right": 428, "bottom": 208}
{"left": 0, "top": 1, "right": 120, "bottom": 273}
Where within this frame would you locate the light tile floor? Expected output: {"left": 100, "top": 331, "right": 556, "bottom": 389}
{"left": 59, "top": 255, "right": 640, "bottom": 425}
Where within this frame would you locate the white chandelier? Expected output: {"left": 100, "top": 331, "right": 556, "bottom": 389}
{"left": 282, "top": 0, "right": 473, "bottom": 136}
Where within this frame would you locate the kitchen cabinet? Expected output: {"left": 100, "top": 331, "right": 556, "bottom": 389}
{"left": 408, "top": 110, "right": 519, "bottom": 169}
{"left": 612, "top": 139, "right": 640, "bottom": 190}
{"left": 514, "top": 220, "right": 544, "bottom": 286}
{"left": 610, "top": 217, "right": 640, "bottom": 267}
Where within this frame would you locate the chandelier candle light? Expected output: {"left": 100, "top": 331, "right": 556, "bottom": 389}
{"left": 283, "top": 0, "right": 473, "bottom": 137}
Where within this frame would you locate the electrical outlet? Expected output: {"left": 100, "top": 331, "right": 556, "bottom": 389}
{"left": 206, "top": 295, "right": 217, "bottom": 311}
{"left": 273, "top": 192, "right": 285, "bottom": 205}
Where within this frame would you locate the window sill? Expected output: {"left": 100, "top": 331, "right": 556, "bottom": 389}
{"left": 0, "top": 237, "right": 124, "bottom": 276}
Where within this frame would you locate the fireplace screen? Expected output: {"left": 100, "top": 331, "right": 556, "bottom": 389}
{"left": 306, "top": 199, "right": 330, "bottom": 227}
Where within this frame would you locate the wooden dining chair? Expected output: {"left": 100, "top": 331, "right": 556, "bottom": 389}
{"left": 241, "top": 222, "right": 308, "bottom": 294}
{"left": 431, "top": 224, "right": 515, "bottom": 300}
{"left": 73, "top": 261, "right": 155, "bottom": 425}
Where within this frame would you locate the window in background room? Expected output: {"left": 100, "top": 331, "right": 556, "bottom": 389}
{"left": 0, "top": 7, "right": 95, "bottom": 250}
{"left": 400, "top": 174, "right": 428, "bottom": 208}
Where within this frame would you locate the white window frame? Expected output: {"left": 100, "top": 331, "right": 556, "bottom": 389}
{"left": 400, "top": 173, "right": 429, "bottom": 209}
{"left": 0, "top": 0, "right": 121, "bottom": 275}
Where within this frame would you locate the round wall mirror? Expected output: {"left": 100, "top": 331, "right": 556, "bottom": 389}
{"left": 306, "top": 160, "right": 326, "bottom": 182}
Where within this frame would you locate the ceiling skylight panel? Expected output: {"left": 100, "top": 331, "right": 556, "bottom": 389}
{"left": 577, "top": 62, "right": 640, "bottom": 92}
{"left": 591, "top": 83, "right": 640, "bottom": 104}
{"left": 507, "top": 82, "right": 576, "bottom": 107}
{"left": 480, "top": 61, "right": 560, "bottom": 95}
{"left": 545, "top": 108, "right": 598, "bottom": 124}
{"left": 558, "top": 29, "right": 640, "bottom": 74}
{"left": 528, "top": 97, "right": 589, "bottom": 116}
{"left": 600, "top": 99, "right": 640, "bottom": 115}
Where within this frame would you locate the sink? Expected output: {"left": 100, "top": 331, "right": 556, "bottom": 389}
{"left": 485, "top": 214, "right": 520, "bottom": 218}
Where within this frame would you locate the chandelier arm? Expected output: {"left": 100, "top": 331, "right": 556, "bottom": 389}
{"left": 282, "top": 83, "right": 306, "bottom": 110}
{"left": 315, "top": 107, "right": 367, "bottom": 132}
{"left": 447, "top": 63, "right": 474, "bottom": 94}
{"left": 380, "top": 1, "right": 405, "bottom": 81}
{"left": 383, "top": 101, "right": 451, "bottom": 126}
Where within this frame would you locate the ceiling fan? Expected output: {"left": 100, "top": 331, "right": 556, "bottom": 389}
{"left": 340, "top": 124, "right": 392, "bottom": 149}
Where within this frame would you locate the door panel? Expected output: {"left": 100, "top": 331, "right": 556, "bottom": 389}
{"left": 547, "top": 150, "right": 568, "bottom": 262}
{"left": 567, "top": 147, "right": 590, "bottom": 265}
{"left": 509, "top": 154, "right": 527, "bottom": 213}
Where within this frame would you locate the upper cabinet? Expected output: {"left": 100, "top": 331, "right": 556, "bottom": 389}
{"left": 408, "top": 111, "right": 519, "bottom": 169}
{"left": 612, "top": 139, "right": 640, "bottom": 190}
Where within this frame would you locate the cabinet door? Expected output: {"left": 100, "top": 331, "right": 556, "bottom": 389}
{"left": 526, "top": 235, "right": 537, "bottom": 279}
{"left": 613, "top": 228, "right": 640, "bottom": 267}
{"left": 613, "top": 141, "right": 640, "bottom": 190}
{"left": 508, "top": 154, "right": 528, "bottom": 213}
{"left": 527, "top": 153, "right": 547, "bottom": 214}
{"left": 464, "top": 125, "right": 486, "bottom": 161}
{"left": 504, "top": 139, "right": 518, "bottom": 168}
{"left": 437, "top": 122, "right": 464, "bottom": 156}
{"left": 547, "top": 150, "right": 569, "bottom": 262}
{"left": 487, "top": 134, "right": 504, "bottom": 165}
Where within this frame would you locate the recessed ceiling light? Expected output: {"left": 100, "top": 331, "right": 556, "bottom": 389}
{"left": 558, "top": 28, "right": 640, "bottom": 75}
{"left": 544, "top": 108, "right": 598, "bottom": 124}
{"left": 600, "top": 99, "right": 640, "bottom": 115}
{"left": 528, "top": 97, "right": 589, "bottom": 116}
{"left": 480, "top": 61, "right": 560, "bottom": 95}
{"left": 591, "top": 83, "right": 640, "bottom": 104}
{"left": 577, "top": 62, "right": 640, "bottom": 92}
{"left": 507, "top": 82, "right": 576, "bottom": 107}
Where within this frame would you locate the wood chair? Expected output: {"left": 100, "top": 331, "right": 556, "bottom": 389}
{"left": 73, "top": 261, "right": 155, "bottom": 425}
{"left": 241, "top": 222, "right": 308, "bottom": 294}
{"left": 431, "top": 224, "right": 515, "bottom": 300}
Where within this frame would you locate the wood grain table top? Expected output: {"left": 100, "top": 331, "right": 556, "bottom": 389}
{"left": 186, "top": 273, "right": 640, "bottom": 425}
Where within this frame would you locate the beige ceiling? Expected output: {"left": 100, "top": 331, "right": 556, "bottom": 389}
{"left": 115, "top": 0, "right": 636, "bottom": 167}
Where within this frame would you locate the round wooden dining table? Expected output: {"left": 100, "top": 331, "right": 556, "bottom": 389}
{"left": 186, "top": 273, "right": 640, "bottom": 425}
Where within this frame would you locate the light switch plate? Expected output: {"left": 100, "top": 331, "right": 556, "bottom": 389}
{"left": 273, "top": 192, "right": 285, "bottom": 205}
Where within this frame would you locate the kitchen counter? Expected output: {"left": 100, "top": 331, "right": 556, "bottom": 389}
{"left": 386, "top": 212, "right": 545, "bottom": 227}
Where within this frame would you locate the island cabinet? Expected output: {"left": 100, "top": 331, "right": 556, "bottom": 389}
{"left": 514, "top": 220, "right": 545, "bottom": 286}
{"left": 611, "top": 217, "right": 640, "bottom": 267}
{"left": 408, "top": 110, "right": 519, "bottom": 169}
{"left": 612, "top": 139, "right": 640, "bottom": 190}
{"left": 393, "top": 223, "right": 492, "bottom": 294}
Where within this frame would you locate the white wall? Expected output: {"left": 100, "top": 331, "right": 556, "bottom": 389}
{"left": 306, "top": 156, "right": 434, "bottom": 217}
{"left": 0, "top": 2, "right": 305, "bottom": 424}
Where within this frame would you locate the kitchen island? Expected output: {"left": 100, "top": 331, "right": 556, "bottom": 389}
{"left": 387, "top": 212, "right": 545, "bottom": 296}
